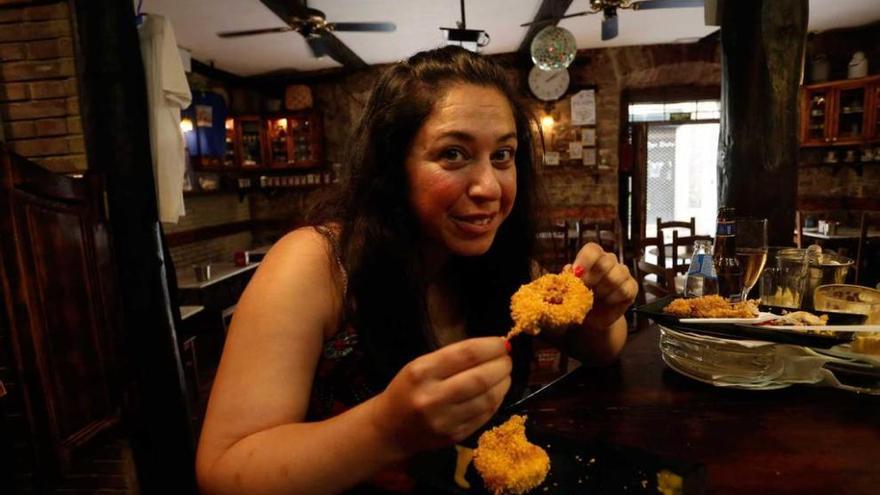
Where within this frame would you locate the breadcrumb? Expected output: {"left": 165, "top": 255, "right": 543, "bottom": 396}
{"left": 473, "top": 415, "right": 550, "bottom": 495}
{"left": 509, "top": 271, "right": 594, "bottom": 338}
{"left": 663, "top": 295, "right": 758, "bottom": 319}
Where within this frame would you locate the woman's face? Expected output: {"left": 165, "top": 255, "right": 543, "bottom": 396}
{"left": 405, "top": 83, "right": 518, "bottom": 258}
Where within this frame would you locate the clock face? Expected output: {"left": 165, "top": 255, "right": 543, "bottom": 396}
{"left": 528, "top": 65, "right": 570, "bottom": 102}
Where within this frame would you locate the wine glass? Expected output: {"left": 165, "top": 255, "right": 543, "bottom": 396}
{"left": 736, "top": 218, "right": 768, "bottom": 300}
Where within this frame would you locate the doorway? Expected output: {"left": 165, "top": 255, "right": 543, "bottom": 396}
{"left": 621, "top": 94, "right": 720, "bottom": 249}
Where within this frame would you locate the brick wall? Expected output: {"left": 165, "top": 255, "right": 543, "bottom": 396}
{"left": 166, "top": 193, "right": 255, "bottom": 268}
{"left": 0, "top": 1, "right": 85, "bottom": 172}
{"left": 300, "top": 43, "right": 721, "bottom": 223}
{"left": 0, "top": 1, "right": 137, "bottom": 493}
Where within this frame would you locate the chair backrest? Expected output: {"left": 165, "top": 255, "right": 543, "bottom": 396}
{"left": 656, "top": 217, "right": 695, "bottom": 245}
{"left": 855, "top": 211, "right": 880, "bottom": 285}
{"left": 535, "top": 219, "right": 572, "bottom": 273}
{"left": 632, "top": 235, "right": 674, "bottom": 306}
{"left": 577, "top": 217, "right": 624, "bottom": 262}
{"left": 671, "top": 231, "right": 714, "bottom": 276}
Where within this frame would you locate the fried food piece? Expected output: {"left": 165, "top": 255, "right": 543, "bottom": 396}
{"left": 772, "top": 311, "right": 829, "bottom": 326}
{"left": 662, "top": 295, "right": 758, "bottom": 319}
{"left": 508, "top": 271, "right": 593, "bottom": 338}
{"left": 473, "top": 415, "right": 550, "bottom": 495}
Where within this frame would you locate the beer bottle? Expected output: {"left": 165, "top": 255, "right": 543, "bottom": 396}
{"left": 713, "top": 206, "right": 744, "bottom": 301}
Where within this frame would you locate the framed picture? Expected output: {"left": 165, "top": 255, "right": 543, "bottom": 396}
{"left": 544, "top": 151, "right": 561, "bottom": 166}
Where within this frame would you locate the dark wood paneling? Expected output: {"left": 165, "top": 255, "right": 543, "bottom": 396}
{"left": 0, "top": 146, "right": 119, "bottom": 478}
{"left": 164, "top": 220, "right": 252, "bottom": 247}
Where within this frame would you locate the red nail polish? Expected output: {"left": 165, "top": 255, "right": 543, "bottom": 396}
{"left": 573, "top": 265, "right": 585, "bottom": 278}
{"left": 504, "top": 339, "right": 512, "bottom": 354}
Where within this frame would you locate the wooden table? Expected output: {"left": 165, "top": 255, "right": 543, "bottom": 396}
{"left": 518, "top": 325, "right": 880, "bottom": 495}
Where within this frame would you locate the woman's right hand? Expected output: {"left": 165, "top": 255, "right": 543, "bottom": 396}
{"left": 367, "top": 337, "right": 512, "bottom": 456}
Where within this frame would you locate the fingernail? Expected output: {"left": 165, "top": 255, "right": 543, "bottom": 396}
{"left": 573, "top": 265, "right": 585, "bottom": 278}
{"left": 504, "top": 339, "right": 512, "bottom": 354}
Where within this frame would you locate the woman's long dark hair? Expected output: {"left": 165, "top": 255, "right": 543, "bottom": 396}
{"left": 310, "top": 46, "right": 542, "bottom": 394}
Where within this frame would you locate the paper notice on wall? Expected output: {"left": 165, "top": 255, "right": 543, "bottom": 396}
{"left": 582, "top": 147, "right": 597, "bottom": 166}
{"left": 568, "top": 142, "right": 583, "bottom": 159}
{"left": 571, "top": 89, "right": 596, "bottom": 126}
{"left": 544, "top": 151, "right": 560, "bottom": 166}
{"left": 581, "top": 127, "right": 596, "bottom": 146}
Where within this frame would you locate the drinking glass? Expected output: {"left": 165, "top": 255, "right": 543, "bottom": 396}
{"left": 736, "top": 218, "right": 768, "bottom": 300}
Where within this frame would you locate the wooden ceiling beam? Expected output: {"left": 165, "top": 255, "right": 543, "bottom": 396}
{"left": 517, "top": 0, "right": 575, "bottom": 53}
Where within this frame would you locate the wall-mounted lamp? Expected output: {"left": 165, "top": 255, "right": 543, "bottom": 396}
{"left": 180, "top": 117, "right": 194, "bottom": 133}
{"left": 540, "top": 114, "right": 555, "bottom": 135}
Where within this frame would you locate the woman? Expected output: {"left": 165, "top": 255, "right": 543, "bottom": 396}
{"left": 196, "top": 46, "right": 636, "bottom": 494}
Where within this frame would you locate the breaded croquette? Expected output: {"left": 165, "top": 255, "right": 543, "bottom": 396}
{"left": 508, "top": 271, "right": 593, "bottom": 338}
{"left": 473, "top": 415, "right": 550, "bottom": 495}
{"left": 663, "top": 295, "right": 758, "bottom": 319}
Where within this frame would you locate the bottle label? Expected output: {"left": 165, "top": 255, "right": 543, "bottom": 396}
{"left": 716, "top": 220, "right": 735, "bottom": 237}
{"left": 688, "top": 253, "right": 717, "bottom": 278}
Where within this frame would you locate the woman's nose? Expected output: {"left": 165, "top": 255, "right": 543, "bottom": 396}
{"left": 467, "top": 159, "right": 502, "bottom": 201}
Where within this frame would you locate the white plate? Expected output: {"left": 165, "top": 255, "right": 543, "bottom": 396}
{"left": 760, "top": 325, "right": 880, "bottom": 333}
{"left": 679, "top": 312, "right": 777, "bottom": 324}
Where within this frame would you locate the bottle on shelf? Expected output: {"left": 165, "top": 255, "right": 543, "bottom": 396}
{"left": 713, "top": 206, "right": 744, "bottom": 301}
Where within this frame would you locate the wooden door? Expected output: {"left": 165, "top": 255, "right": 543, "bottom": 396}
{"left": 0, "top": 146, "right": 120, "bottom": 475}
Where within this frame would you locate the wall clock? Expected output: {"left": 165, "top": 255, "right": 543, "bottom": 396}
{"left": 528, "top": 65, "right": 570, "bottom": 102}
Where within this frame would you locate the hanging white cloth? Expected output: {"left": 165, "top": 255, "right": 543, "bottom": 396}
{"left": 138, "top": 14, "right": 191, "bottom": 224}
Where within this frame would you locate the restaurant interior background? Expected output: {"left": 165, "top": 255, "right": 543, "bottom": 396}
{"left": 0, "top": 0, "right": 878, "bottom": 492}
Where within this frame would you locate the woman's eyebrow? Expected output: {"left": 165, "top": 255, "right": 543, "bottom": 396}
{"left": 436, "top": 130, "right": 517, "bottom": 143}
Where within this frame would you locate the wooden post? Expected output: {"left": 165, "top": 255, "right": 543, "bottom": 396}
{"left": 718, "top": 0, "right": 808, "bottom": 246}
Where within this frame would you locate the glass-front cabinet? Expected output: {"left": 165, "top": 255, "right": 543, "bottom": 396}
{"left": 834, "top": 84, "right": 867, "bottom": 144}
{"left": 800, "top": 75, "right": 880, "bottom": 147}
{"left": 802, "top": 87, "right": 831, "bottom": 145}
{"left": 237, "top": 116, "right": 264, "bottom": 168}
{"left": 871, "top": 83, "right": 880, "bottom": 140}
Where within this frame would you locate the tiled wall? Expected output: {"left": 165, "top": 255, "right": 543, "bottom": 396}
{"left": 0, "top": 1, "right": 137, "bottom": 492}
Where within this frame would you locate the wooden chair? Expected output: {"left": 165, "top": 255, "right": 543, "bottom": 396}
{"left": 855, "top": 211, "right": 880, "bottom": 286}
{"left": 535, "top": 220, "right": 571, "bottom": 273}
{"left": 656, "top": 217, "right": 695, "bottom": 244}
{"left": 577, "top": 217, "right": 624, "bottom": 262}
{"left": 632, "top": 235, "right": 675, "bottom": 306}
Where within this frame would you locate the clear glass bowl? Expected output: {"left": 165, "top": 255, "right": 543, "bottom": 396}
{"left": 813, "top": 284, "right": 880, "bottom": 324}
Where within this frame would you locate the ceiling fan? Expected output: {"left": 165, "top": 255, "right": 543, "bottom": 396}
{"left": 217, "top": 0, "right": 396, "bottom": 70}
{"left": 522, "top": 0, "right": 704, "bottom": 41}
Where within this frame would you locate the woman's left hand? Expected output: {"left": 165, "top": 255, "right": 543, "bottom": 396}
{"left": 566, "top": 242, "right": 638, "bottom": 329}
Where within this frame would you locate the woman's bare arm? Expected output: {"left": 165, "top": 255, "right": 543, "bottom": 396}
{"left": 195, "top": 228, "right": 406, "bottom": 495}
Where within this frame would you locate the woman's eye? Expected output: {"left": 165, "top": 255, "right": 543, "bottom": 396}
{"left": 441, "top": 148, "right": 467, "bottom": 163}
{"left": 491, "top": 149, "right": 515, "bottom": 166}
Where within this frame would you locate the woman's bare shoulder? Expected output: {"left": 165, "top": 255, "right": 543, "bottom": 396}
{"left": 246, "top": 226, "right": 345, "bottom": 338}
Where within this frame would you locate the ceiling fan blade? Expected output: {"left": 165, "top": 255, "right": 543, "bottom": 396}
{"left": 520, "top": 10, "right": 593, "bottom": 27}
{"left": 306, "top": 35, "right": 329, "bottom": 58}
{"left": 218, "top": 26, "right": 293, "bottom": 38}
{"left": 310, "top": 31, "right": 367, "bottom": 69}
{"left": 632, "top": 0, "right": 704, "bottom": 10}
{"left": 258, "top": 0, "right": 295, "bottom": 21}
{"left": 601, "top": 14, "right": 618, "bottom": 41}
{"left": 331, "top": 22, "right": 396, "bottom": 32}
